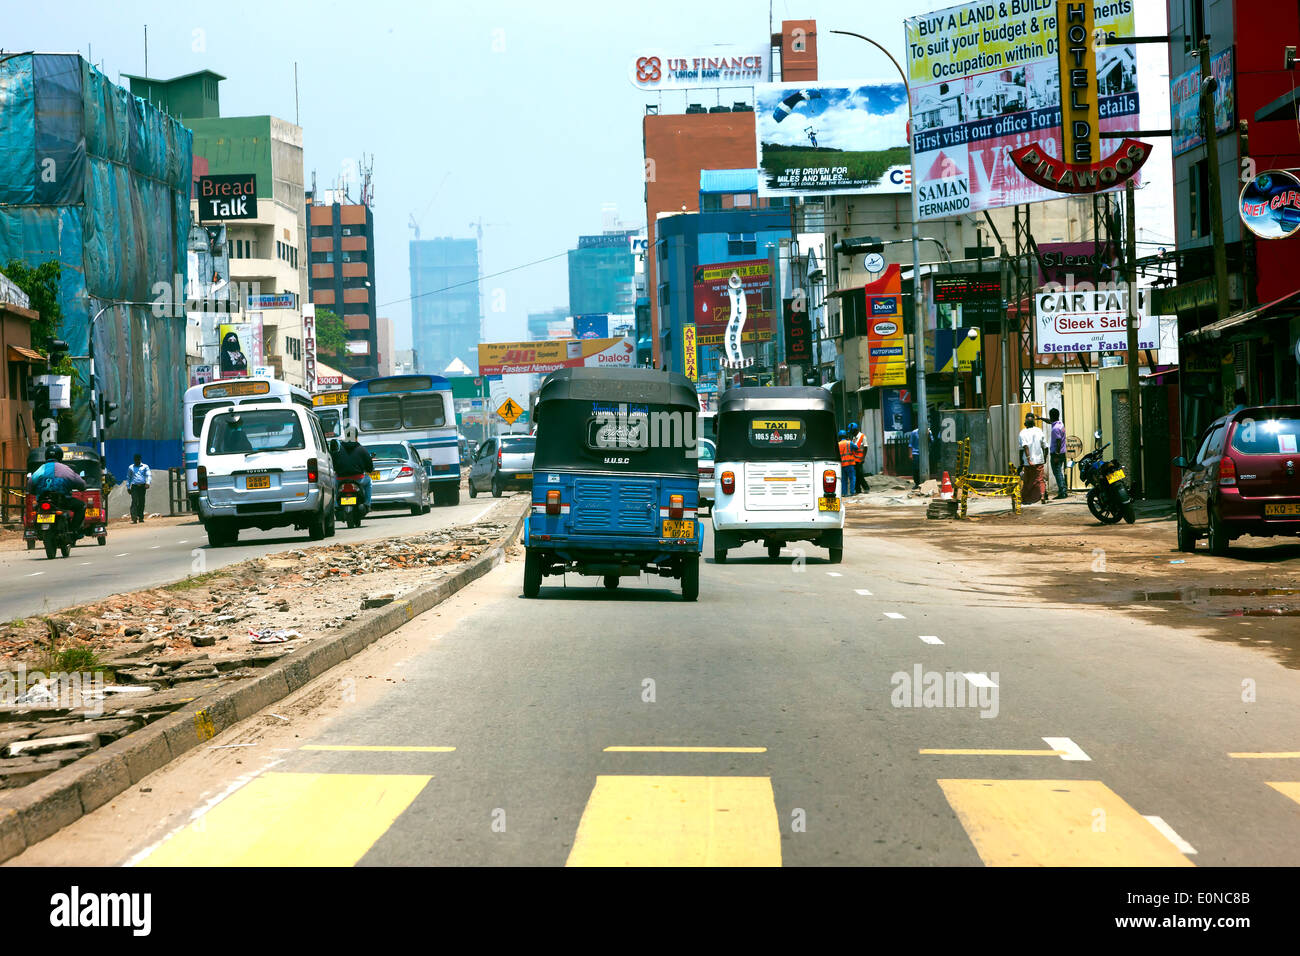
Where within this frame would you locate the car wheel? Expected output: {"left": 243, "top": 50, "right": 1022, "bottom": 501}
{"left": 325, "top": 507, "right": 337, "bottom": 538}
{"left": 492, "top": 476, "right": 503, "bottom": 498}
{"left": 828, "top": 548, "right": 843, "bottom": 564}
{"left": 468, "top": 479, "right": 478, "bottom": 499}
{"left": 714, "top": 543, "right": 727, "bottom": 563}
{"left": 206, "top": 523, "right": 226, "bottom": 548}
{"left": 1176, "top": 506, "right": 1197, "bottom": 552}
{"left": 308, "top": 509, "right": 326, "bottom": 540}
{"left": 447, "top": 486, "right": 460, "bottom": 506}
{"left": 603, "top": 575, "right": 619, "bottom": 590}
{"left": 680, "top": 554, "right": 699, "bottom": 602}
{"left": 523, "top": 548, "right": 543, "bottom": 598}
{"left": 1207, "top": 506, "right": 1230, "bottom": 556}
{"left": 410, "top": 501, "right": 423, "bottom": 516}
{"left": 767, "top": 542, "right": 781, "bottom": 561}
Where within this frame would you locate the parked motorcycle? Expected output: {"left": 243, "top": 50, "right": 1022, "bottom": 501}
{"left": 1071, "top": 430, "right": 1136, "bottom": 525}
{"left": 336, "top": 474, "right": 368, "bottom": 529}
{"left": 33, "top": 491, "right": 79, "bottom": 559}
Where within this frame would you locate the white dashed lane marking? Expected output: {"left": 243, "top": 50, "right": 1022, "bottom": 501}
{"left": 919, "top": 635, "right": 944, "bottom": 645}
{"left": 26, "top": 572, "right": 43, "bottom": 577}
{"left": 826, "top": 572, "right": 842, "bottom": 577}
{"left": 1142, "top": 815, "right": 1198, "bottom": 855}
{"left": 962, "top": 672, "right": 998, "bottom": 689}
{"left": 883, "top": 612, "right": 905, "bottom": 620}
{"left": 115, "top": 553, "right": 129, "bottom": 557}
{"left": 854, "top": 589, "right": 872, "bottom": 596}
{"left": 1042, "top": 736, "right": 1092, "bottom": 761}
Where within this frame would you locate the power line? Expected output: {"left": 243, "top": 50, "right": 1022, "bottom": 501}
{"left": 379, "top": 249, "right": 571, "bottom": 309}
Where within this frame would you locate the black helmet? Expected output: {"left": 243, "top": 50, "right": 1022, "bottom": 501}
{"left": 44, "top": 443, "right": 63, "bottom": 461}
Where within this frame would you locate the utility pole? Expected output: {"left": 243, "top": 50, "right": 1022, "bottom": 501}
{"left": 1201, "top": 37, "right": 1230, "bottom": 324}
{"left": 1124, "top": 179, "right": 1142, "bottom": 498}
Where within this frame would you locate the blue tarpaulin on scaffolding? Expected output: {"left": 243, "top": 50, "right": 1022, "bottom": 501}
{"left": 0, "top": 53, "right": 192, "bottom": 478}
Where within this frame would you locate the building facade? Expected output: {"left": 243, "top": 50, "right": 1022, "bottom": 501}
{"left": 410, "top": 237, "right": 481, "bottom": 375}
{"left": 568, "top": 231, "right": 637, "bottom": 315}
{"left": 308, "top": 197, "right": 378, "bottom": 380}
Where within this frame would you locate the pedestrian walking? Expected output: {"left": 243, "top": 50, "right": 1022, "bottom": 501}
{"left": 850, "top": 422, "right": 867, "bottom": 495}
{"left": 1048, "top": 408, "right": 1068, "bottom": 499}
{"left": 1018, "top": 412, "right": 1048, "bottom": 505}
{"left": 908, "top": 423, "right": 931, "bottom": 487}
{"left": 126, "top": 453, "right": 151, "bottom": 523}
{"left": 837, "top": 429, "right": 856, "bottom": 496}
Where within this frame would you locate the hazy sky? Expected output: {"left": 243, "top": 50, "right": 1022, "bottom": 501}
{"left": 7, "top": 0, "right": 1174, "bottom": 352}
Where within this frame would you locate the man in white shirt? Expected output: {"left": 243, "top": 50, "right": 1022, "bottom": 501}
{"left": 1018, "top": 412, "right": 1048, "bottom": 505}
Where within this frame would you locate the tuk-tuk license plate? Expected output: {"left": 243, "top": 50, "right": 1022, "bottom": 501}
{"left": 518, "top": 473, "right": 533, "bottom": 480}
{"left": 818, "top": 496, "right": 841, "bottom": 512}
{"left": 340, "top": 497, "right": 357, "bottom": 506}
{"left": 662, "top": 519, "right": 695, "bottom": 538}
{"left": 1265, "top": 503, "right": 1300, "bottom": 516}
{"left": 84, "top": 508, "right": 100, "bottom": 518}
{"left": 1106, "top": 469, "right": 1126, "bottom": 483}
{"left": 36, "top": 514, "right": 55, "bottom": 524}
{"left": 246, "top": 475, "right": 270, "bottom": 490}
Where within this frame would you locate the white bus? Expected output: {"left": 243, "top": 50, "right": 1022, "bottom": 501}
{"left": 311, "top": 390, "right": 350, "bottom": 440}
{"left": 183, "top": 378, "right": 314, "bottom": 509}
{"left": 348, "top": 374, "right": 460, "bottom": 505}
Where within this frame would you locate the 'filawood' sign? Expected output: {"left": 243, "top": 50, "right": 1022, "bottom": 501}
{"left": 198, "top": 174, "right": 257, "bottom": 221}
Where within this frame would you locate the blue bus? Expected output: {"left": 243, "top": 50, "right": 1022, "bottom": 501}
{"left": 348, "top": 375, "right": 461, "bottom": 505}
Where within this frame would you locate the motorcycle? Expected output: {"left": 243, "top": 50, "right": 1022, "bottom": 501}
{"left": 1071, "top": 430, "right": 1136, "bottom": 525}
{"left": 33, "top": 491, "right": 79, "bottom": 559}
{"left": 336, "top": 473, "right": 368, "bottom": 529}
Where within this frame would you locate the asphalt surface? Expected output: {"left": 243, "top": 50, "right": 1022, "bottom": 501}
{"left": 14, "top": 510, "right": 1300, "bottom": 867}
{"left": 0, "top": 496, "right": 504, "bottom": 622}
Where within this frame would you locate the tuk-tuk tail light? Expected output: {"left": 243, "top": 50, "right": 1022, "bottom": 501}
{"left": 720, "top": 471, "right": 735, "bottom": 496}
{"left": 546, "top": 489, "right": 562, "bottom": 515}
{"left": 669, "top": 494, "right": 684, "bottom": 519}
{"left": 823, "top": 469, "right": 838, "bottom": 496}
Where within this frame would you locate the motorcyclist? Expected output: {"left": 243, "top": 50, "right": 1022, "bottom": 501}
{"left": 332, "top": 425, "right": 374, "bottom": 512}
{"left": 26, "top": 444, "right": 86, "bottom": 533}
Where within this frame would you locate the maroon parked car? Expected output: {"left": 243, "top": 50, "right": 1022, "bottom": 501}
{"left": 1174, "top": 405, "right": 1300, "bottom": 555}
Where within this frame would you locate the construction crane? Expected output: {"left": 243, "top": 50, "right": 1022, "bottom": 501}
{"left": 408, "top": 173, "right": 451, "bottom": 243}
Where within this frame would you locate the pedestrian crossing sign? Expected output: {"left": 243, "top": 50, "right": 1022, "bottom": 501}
{"left": 496, "top": 398, "right": 523, "bottom": 424}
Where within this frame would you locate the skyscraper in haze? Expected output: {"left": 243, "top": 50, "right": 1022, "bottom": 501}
{"left": 409, "top": 237, "right": 480, "bottom": 375}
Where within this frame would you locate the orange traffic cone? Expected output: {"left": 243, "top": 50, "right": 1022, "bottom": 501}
{"left": 940, "top": 471, "right": 954, "bottom": 499}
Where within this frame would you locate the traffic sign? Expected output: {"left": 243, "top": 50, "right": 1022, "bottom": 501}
{"left": 496, "top": 397, "right": 523, "bottom": 424}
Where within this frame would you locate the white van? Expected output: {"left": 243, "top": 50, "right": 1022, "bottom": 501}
{"left": 710, "top": 387, "right": 845, "bottom": 563}
{"left": 196, "top": 403, "right": 337, "bottom": 547}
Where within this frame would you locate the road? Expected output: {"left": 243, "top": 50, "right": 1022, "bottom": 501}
{"left": 0, "top": 496, "right": 506, "bottom": 622}
{"left": 13, "top": 514, "right": 1300, "bottom": 868}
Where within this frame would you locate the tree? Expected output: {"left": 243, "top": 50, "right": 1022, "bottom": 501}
{"left": 315, "top": 307, "right": 345, "bottom": 362}
{"left": 4, "top": 259, "right": 62, "bottom": 355}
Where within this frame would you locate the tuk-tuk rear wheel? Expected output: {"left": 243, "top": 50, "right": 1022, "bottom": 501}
{"left": 681, "top": 555, "right": 699, "bottom": 602}
{"left": 97, "top": 536, "right": 106, "bottom": 546}
{"left": 523, "top": 549, "right": 542, "bottom": 598}
{"left": 26, "top": 540, "right": 35, "bottom": 551}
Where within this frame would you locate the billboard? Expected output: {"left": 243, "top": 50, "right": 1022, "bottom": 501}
{"left": 1171, "top": 48, "right": 1234, "bottom": 157}
{"left": 755, "top": 82, "right": 912, "bottom": 197}
{"left": 904, "top": 1, "right": 1139, "bottom": 219}
{"left": 863, "top": 264, "right": 908, "bottom": 387}
{"left": 477, "top": 337, "right": 635, "bottom": 375}
{"left": 692, "top": 259, "right": 774, "bottom": 345}
{"left": 682, "top": 324, "right": 698, "bottom": 381}
{"left": 248, "top": 293, "right": 296, "bottom": 310}
{"left": 784, "top": 298, "right": 812, "bottom": 364}
{"left": 1034, "top": 287, "right": 1161, "bottom": 354}
{"left": 217, "top": 322, "right": 256, "bottom": 378}
{"left": 630, "top": 46, "right": 767, "bottom": 91}
{"left": 573, "top": 314, "right": 609, "bottom": 339}
{"left": 197, "top": 174, "right": 257, "bottom": 221}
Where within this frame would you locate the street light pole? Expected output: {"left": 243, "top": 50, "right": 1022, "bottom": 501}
{"left": 830, "top": 29, "right": 930, "bottom": 482}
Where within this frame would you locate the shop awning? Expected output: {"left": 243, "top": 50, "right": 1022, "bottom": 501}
{"left": 1184, "top": 288, "right": 1300, "bottom": 342}
{"left": 7, "top": 344, "right": 44, "bottom": 362}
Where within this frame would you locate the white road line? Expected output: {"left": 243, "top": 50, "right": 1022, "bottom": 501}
{"left": 150, "top": 545, "right": 161, "bottom": 549}
{"left": 468, "top": 504, "right": 494, "bottom": 523}
{"left": 854, "top": 588, "right": 872, "bottom": 596}
{"left": 826, "top": 572, "right": 842, "bottom": 577}
{"left": 178, "top": 540, "right": 187, "bottom": 544}
{"left": 963, "top": 672, "right": 998, "bottom": 689}
{"left": 883, "top": 611, "right": 905, "bottom": 620}
{"left": 1042, "top": 736, "right": 1092, "bottom": 761}
{"left": 919, "top": 635, "right": 944, "bottom": 645}
{"left": 26, "top": 571, "right": 43, "bottom": 577}
{"left": 115, "top": 553, "right": 129, "bottom": 557}
{"left": 1142, "top": 815, "right": 1198, "bottom": 855}
{"left": 79, "top": 562, "right": 91, "bottom": 566}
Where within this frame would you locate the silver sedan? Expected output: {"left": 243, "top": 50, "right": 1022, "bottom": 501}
{"left": 363, "top": 441, "right": 430, "bottom": 516}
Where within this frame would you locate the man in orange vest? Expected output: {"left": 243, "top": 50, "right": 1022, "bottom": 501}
{"left": 849, "top": 422, "right": 867, "bottom": 495}
{"left": 837, "top": 429, "right": 856, "bottom": 495}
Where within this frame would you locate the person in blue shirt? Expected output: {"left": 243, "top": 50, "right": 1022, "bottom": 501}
{"left": 126, "top": 453, "right": 151, "bottom": 523}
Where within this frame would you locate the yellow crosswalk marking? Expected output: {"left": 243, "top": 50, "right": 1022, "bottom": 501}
{"left": 136, "top": 772, "right": 431, "bottom": 867}
{"left": 1266, "top": 782, "right": 1300, "bottom": 805}
{"left": 566, "top": 775, "right": 781, "bottom": 867}
{"left": 603, "top": 746, "right": 766, "bottom": 753}
{"left": 938, "top": 779, "right": 1195, "bottom": 867}
{"left": 921, "top": 749, "right": 1064, "bottom": 757}
{"left": 1229, "top": 752, "right": 1300, "bottom": 759}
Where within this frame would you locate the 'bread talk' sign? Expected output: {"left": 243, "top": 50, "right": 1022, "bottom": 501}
{"left": 198, "top": 174, "right": 257, "bottom": 221}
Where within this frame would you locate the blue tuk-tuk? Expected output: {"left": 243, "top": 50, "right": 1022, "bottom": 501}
{"left": 523, "top": 367, "right": 702, "bottom": 601}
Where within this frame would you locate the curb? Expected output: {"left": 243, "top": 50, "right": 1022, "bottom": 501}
{"left": 0, "top": 499, "right": 528, "bottom": 863}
